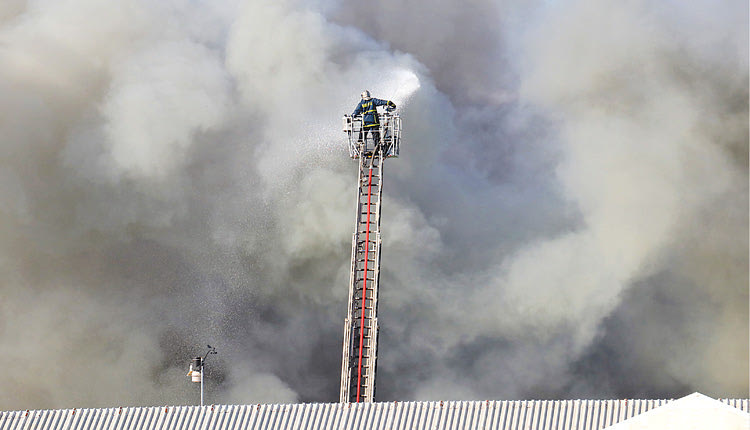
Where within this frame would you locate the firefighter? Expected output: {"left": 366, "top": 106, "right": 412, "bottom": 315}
{"left": 351, "top": 90, "right": 396, "bottom": 152}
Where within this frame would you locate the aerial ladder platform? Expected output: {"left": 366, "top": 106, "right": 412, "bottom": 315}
{"left": 339, "top": 110, "right": 401, "bottom": 403}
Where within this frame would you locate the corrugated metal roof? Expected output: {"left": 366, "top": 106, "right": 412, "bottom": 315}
{"left": 1, "top": 398, "right": 747, "bottom": 430}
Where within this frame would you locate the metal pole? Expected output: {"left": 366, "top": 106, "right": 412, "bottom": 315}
{"left": 200, "top": 361, "right": 204, "bottom": 406}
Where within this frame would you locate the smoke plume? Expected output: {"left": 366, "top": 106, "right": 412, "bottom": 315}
{"left": 0, "top": 0, "right": 746, "bottom": 409}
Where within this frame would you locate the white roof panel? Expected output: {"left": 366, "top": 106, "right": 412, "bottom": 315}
{"left": 1, "top": 395, "right": 747, "bottom": 430}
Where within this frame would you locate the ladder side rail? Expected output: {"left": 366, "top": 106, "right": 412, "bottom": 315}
{"left": 374, "top": 159, "right": 384, "bottom": 232}
{"left": 340, "top": 230, "right": 359, "bottom": 403}
{"left": 363, "top": 230, "right": 383, "bottom": 401}
{"left": 370, "top": 232, "right": 383, "bottom": 335}
{"left": 346, "top": 231, "right": 358, "bottom": 324}
{"left": 363, "top": 317, "right": 379, "bottom": 401}
{"left": 340, "top": 316, "right": 352, "bottom": 403}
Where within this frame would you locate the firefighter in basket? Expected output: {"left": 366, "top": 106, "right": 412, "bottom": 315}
{"left": 351, "top": 90, "right": 396, "bottom": 154}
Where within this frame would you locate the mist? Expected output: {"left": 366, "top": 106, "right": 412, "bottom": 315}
{"left": 0, "top": 0, "right": 746, "bottom": 409}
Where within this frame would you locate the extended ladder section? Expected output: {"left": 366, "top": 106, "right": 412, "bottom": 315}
{"left": 340, "top": 113, "right": 401, "bottom": 403}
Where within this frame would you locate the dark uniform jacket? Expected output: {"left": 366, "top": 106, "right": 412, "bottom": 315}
{"left": 352, "top": 98, "right": 396, "bottom": 128}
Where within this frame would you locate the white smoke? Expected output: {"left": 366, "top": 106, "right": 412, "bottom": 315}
{"left": 0, "top": 0, "right": 746, "bottom": 409}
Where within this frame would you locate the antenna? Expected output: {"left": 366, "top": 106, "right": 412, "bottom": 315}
{"left": 187, "top": 345, "right": 218, "bottom": 406}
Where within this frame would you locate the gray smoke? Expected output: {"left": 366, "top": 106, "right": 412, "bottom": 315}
{"left": 0, "top": 0, "right": 746, "bottom": 409}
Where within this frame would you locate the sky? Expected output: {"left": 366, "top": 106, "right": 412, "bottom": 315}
{"left": 0, "top": 0, "right": 747, "bottom": 409}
